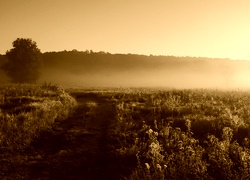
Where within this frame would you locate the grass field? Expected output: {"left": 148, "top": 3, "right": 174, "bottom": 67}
{"left": 1, "top": 86, "right": 250, "bottom": 179}
{"left": 0, "top": 83, "right": 77, "bottom": 151}
{"left": 111, "top": 88, "right": 250, "bottom": 179}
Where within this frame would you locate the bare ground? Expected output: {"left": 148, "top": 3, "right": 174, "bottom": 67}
{"left": 0, "top": 92, "right": 135, "bottom": 179}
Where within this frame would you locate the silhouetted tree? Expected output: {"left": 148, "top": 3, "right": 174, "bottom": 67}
{"left": 1, "top": 38, "right": 43, "bottom": 83}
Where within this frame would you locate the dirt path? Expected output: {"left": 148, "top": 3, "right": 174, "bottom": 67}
{"left": 1, "top": 92, "right": 129, "bottom": 179}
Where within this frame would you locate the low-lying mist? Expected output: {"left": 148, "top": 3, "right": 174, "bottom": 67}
{"left": 1, "top": 51, "right": 250, "bottom": 89}
{"left": 39, "top": 65, "right": 250, "bottom": 89}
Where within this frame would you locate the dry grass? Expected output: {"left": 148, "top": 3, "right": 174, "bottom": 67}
{"left": 0, "top": 83, "right": 77, "bottom": 151}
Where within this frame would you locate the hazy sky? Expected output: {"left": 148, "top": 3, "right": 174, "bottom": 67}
{"left": 1, "top": 0, "right": 250, "bottom": 60}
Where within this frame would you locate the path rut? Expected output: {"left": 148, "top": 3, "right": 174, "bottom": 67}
{"left": 2, "top": 92, "right": 128, "bottom": 179}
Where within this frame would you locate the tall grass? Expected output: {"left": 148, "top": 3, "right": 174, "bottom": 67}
{"left": 112, "top": 89, "right": 250, "bottom": 179}
{"left": 0, "top": 83, "right": 77, "bottom": 151}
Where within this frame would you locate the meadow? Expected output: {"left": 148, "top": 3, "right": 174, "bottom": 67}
{"left": 0, "top": 83, "right": 77, "bottom": 151}
{"left": 111, "top": 88, "right": 250, "bottom": 179}
{"left": 1, "top": 85, "right": 250, "bottom": 179}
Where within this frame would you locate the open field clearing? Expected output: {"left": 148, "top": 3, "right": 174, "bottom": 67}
{"left": 1, "top": 86, "right": 250, "bottom": 179}
{"left": 0, "top": 86, "right": 129, "bottom": 179}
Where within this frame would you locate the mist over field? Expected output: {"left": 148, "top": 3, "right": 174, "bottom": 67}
{"left": 1, "top": 51, "right": 250, "bottom": 89}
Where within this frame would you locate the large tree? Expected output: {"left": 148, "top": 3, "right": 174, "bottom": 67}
{"left": 1, "top": 38, "right": 43, "bottom": 83}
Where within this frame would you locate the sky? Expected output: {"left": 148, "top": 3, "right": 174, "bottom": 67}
{"left": 1, "top": 0, "right": 250, "bottom": 60}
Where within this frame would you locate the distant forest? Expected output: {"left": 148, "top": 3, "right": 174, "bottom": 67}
{"left": 41, "top": 50, "right": 234, "bottom": 73}
{"left": 1, "top": 50, "right": 250, "bottom": 88}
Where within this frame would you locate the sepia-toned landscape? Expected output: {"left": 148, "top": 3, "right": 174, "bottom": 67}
{"left": 1, "top": 0, "right": 250, "bottom": 179}
{"left": 1, "top": 44, "right": 250, "bottom": 179}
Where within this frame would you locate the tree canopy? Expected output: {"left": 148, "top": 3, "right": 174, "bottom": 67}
{"left": 1, "top": 38, "right": 43, "bottom": 83}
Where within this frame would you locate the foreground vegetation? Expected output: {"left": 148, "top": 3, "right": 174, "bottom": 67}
{"left": 2, "top": 86, "right": 250, "bottom": 179}
{"left": 111, "top": 89, "right": 250, "bottom": 179}
{"left": 0, "top": 83, "right": 77, "bottom": 151}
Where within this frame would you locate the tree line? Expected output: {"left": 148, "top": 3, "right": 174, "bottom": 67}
{"left": 0, "top": 38, "right": 249, "bottom": 84}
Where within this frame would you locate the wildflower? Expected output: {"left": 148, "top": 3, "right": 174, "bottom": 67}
{"left": 240, "top": 151, "right": 250, "bottom": 162}
{"left": 175, "top": 127, "right": 181, "bottom": 132}
{"left": 185, "top": 119, "right": 191, "bottom": 132}
{"left": 177, "top": 140, "right": 183, "bottom": 150}
{"left": 156, "top": 164, "right": 162, "bottom": 171}
{"left": 186, "top": 146, "right": 195, "bottom": 156}
{"left": 145, "top": 163, "right": 150, "bottom": 170}
{"left": 135, "top": 138, "right": 139, "bottom": 144}
{"left": 159, "top": 131, "right": 163, "bottom": 137}
{"left": 181, "top": 133, "right": 186, "bottom": 140}
{"left": 154, "top": 119, "right": 158, "bottom": 129}
{"left": 148, "top": 129, "right": 153, "bottom": 134}
{"left": 150, "top": 142, "right": 159, "bottom": 150}
{"left": 190, "top": 138, "right": 197, "bottom": 144}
